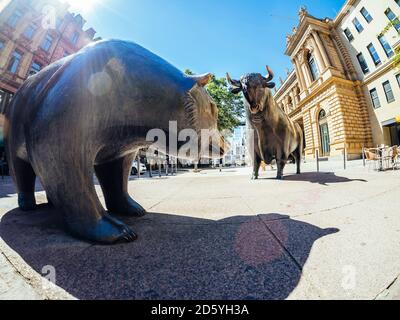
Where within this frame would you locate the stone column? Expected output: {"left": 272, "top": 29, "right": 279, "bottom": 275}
{"left": 290, "top": 89, "right": 297, "bottom": 109}
{"left": 301, "top": 62, "right": 313, "bottom": 87}
{"left": 309, "top": 34, "right": 326, "bottom": 72}
{"left": 312, "top": 30, "right": 330, "bottom": 68}
{"left": 293, "top": 57, "right": 306, "bottom": 92}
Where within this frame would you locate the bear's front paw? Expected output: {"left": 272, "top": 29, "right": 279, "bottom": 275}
{"left": 68, "top": 214, "right": 137, "bottom": 244}
{"left": 108, "top": 196, "right": 147, "bottom": 218}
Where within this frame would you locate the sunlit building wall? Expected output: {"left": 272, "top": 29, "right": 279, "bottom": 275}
{"left": 0, "top": 0, "right": 97, "bottom": 152}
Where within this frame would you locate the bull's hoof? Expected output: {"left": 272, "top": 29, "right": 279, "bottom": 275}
{"left": 276, "top": 176, "right": 284, "bottom": 180}
{"left": 68, "top": 214, "right": 137, "bottom": 244}
{"left": 18, "top": 193, "right": 37, "bottom": 211}
{"left": 108, "top": 196, "right": 146, "bottom": 218}
{"left": 252, "top": 175, "right": 259, "bottom": 180}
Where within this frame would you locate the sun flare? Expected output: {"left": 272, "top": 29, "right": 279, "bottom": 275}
{"left": 62, "top": 0, "right": 99, "bottom": 14}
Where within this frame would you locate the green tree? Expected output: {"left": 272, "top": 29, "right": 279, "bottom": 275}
{"left": 185, "top": 69, "right": 244, "bottom": 132}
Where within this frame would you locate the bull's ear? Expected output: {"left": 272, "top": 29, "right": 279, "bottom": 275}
{"left": 230, "top": 87, "right": 242, "bottom": 94}
{"left": 265, "top": 82, "right": 276, "bottom": 89}
{"left": 189, "top": 73, "right": 213, "bottom": 87}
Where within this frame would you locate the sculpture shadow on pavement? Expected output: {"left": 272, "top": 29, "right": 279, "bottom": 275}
{"left": 264, "top": 172, "right": 367, "bottom": 186}
{"left": 0, "top": 205, "right": 339, "bottom": 300}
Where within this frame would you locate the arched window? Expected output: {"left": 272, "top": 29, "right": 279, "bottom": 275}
{"left": 308, "top": 52, "right": 320, "bottom": 82}
{"left": 318, "top": 109, "right": 330, "bottom": 156}
{"left": 319, "top": 109, "right": 327, "bottom": 121}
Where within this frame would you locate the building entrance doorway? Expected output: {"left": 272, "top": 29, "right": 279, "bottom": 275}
{"left": 388, "top": 123, "right": 400, "bottom": 146}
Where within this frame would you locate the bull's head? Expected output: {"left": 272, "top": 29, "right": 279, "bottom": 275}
{"left": 226, "top": 66, "right": 276, "bottom": 115}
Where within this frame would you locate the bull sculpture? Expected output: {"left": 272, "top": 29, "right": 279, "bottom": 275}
{"left": 5, "top": 39, "right": 226, "bottom": 244}
{"left": 227, "top": 66, "right": 304, "bottom": 180}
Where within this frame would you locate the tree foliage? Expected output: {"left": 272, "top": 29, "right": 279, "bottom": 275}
{"left": 185, "top": 69, "right": 244, "bottom": 132}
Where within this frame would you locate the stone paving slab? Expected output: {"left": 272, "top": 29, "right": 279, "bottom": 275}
{"left": 0, "top": 252, "right": 42, "bottom": 300}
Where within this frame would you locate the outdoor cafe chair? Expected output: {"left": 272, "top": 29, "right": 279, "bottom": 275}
{"left": 391, "top": 146, "right": 400, "bottom": 170}
{"left": 381, "top": 146, "right": 393, "bottom": 170}
{"left": 364, "top": 148, "right": 380, "bottom": 171}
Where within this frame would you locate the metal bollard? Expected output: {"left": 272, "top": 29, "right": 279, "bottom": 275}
{"left": 362, "top": 145, "right": 366, "bottom": 167}
{"left": 137, "top": 155, "right": 140, "bottom": 179}
{"left": 316, "top": 149, "right": 320, "bottom": 173}
{"left": 149, "top": 161, "right": 153, "bottom": 178}
{"left": 343, "top": 148, "right": 347, "bottom": 170}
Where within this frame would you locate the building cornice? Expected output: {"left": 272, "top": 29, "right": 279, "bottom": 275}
{"left": 363, "top": 59, "right": 398, "bottom": 86}
{"left": 274, "top": 70, "right": 297, "bottom": 99}
{"left": 285, "top": 15, "right": 331, "bottom": 57}
{"left": 296, "top": 76, "right": 358, "bottom": 109}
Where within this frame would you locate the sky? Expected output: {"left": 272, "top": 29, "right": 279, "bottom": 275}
{"left": 64, "top": 0, "right": 345, "bottom": 82}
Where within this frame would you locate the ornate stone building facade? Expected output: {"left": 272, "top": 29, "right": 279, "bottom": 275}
{"left": 337, "top": 0, "right": 400, "bottom": 148}
{"left": 275, "top": 5, "right": 375, "bottom": 160}
{"left": 0, "top": 0, "right": 97, "bottom": 152}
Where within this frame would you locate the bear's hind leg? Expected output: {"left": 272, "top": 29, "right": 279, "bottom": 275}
{"left": 95, "top": 154, "right": 146, "bottom": 217}
{"left": 38, "top": 163, "right": 137, "bottom": 244}
{"left": 12, "top": 157, "right": 37, "bottom": 211}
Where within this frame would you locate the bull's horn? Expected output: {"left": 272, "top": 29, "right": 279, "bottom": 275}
{"left": 189, "top": 73, "right": 213, "bottom": 87}
{"left": 226, "top": 73, "right": 241, "bottom": 88}
{"left": 265, "top": 65, "right": 274, "bottom": 82}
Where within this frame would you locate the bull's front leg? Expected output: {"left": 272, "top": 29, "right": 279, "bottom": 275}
{"left": 276, "top": 156, "right": 287, "bottom": 180}
{"left": 252, "top": 154, "right": 262, "bottom": 180}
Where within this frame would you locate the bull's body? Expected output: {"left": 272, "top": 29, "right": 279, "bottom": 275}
{"left": 247, "top": 91, "right": 304, "bottom": 179}
{"left": 5, "top": 39, "right": 218, "bottom": 243}
{"left": 226, "top": 69, "right": 304, "bottom": 180}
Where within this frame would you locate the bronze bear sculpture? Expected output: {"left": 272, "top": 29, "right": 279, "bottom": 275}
{"left": 227, "top": 66, "right": 304, "bottom": 180}
{"left": 5, "top": 39, "right": 225, "bottom": 244}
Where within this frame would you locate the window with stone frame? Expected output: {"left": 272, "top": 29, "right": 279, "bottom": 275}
{"left": 385, "top": 8, "right": 400, "bottom": 32}
{"left": 383, "top": 80, "right": 395, "bottom": 103}
{"left": 357, "top": 53, "right": 369, "bottom": 74}
{"left": 23, "top": 23, "right": 38, "bottom": 40}
{"left": 7, "top": 50, "right": 23, "bottom": 74}
{"left": 7, "top": 10, "right": 23, "bottom": 28}
{"left": 352, "top": 17, "right": 364, "bottom": 33}
{"left": 71, "top": 31, "right": 80, "bottom": 45}
{"left": 344, "top": 28, "right": 354, "bottom": 42}
{"left": 367, "top": 43, "right": 381, "bottom": 66}
{"left": 307, "top": 53, "right": 319, "bottom": 82}
{"left": 29, "top": 61, "right": 42, "bottom": 76}
{"left": 360, "top": 7, "right": 373, "bottom": 23}
{"left": 378, "top": 35, "right": 394, "bottom": 58}
{"left": 370, "top": 88, "right": 381, "bottom": 109}
{"left": 41, "top": 34, "right": 54, "bottom": 52}
{"left": 396, "top": 74, "right": 400, "bottom": 88}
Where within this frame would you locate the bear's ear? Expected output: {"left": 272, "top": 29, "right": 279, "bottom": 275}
{"left": 188, "top": 73, "right": 213, "bottom": 87}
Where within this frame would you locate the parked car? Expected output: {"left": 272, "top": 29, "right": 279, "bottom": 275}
{"left": 131, "top": 161, "right": 147, "bottom": 175}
